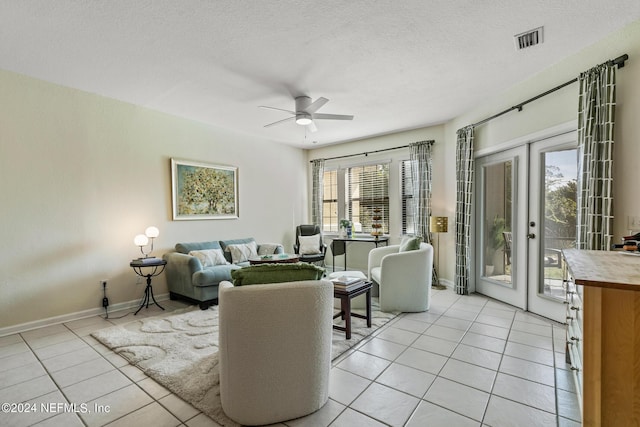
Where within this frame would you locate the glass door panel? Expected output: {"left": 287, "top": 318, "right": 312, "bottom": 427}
{"left": 475, "top": 146, "right": 527, "bottom": 310}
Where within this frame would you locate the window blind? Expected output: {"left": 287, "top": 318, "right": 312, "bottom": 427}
{"left": 346, "top": 164, "right": 389, "bottom": 234}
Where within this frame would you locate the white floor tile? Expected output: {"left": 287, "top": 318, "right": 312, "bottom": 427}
{"left": 376, "top": 362, "right": 436, "bottom": 398}
{"left": 336, "top": 350, "right": 391, "bottom": 380}
{"left": 376, "top": 327, "right": 421, "bottom": 346}
{"left": 461, "top": 331, "right": 506, "bottom": 353}
{"left": 358, "top": 337, "right": 407, "bottom": 361}
{"left": 499, "top": 355, "right": 555, "bottom": 386}
{"left": 451, "top": 344, "right": 503, "bottom": 371}
{"left": 329, "top": 407, "right": 387, "bottom": 427}
{"left": 439, "top": 358, "right": 497, "bottom": 393}
{"left": 468, "top": 322, "right": 510, "bottom": 340}
{"left": 406, "top": 401, "right": 480, "bottom": 427}
{"left": 423, "top": 377, "right": 490, "bottom": 422}
{"left": 434, "top": 315, "right": 473, "bottom": 331}
{"left": 351, "top": 382, "right": 420, "bottom": 427}
{"left": 396, "top": 347, "right": 448, "bottom": 375}
{"left": 492, "top": 373, "right": 556, "bottom": 414}
{"left": 484, "top": 395, "right": 557, "bottom": 427}
{"left": 508, "top": 330, "right": 554, "bottom": 351}
{"left": 411, "top": 334, "right": 458, "bottom": 357}
{"left": 503, "top": 341, "right": 555, "bottom": 366}
{"left": 285, "top": 398, "right": 345, "bottom": 427}
{"left": 424, "top": 324, "right": 466, "bottom": 343}
{"left": 329, "top": 368, "right": 371, "bottom": 405}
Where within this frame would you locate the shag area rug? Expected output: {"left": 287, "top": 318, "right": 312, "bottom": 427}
{"left": 92, "top": 299, "right": 397, "bottom": 427}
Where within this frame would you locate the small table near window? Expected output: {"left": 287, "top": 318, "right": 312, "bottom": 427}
{"left": 330, "top": 236, "right": 390, "bottom": 271}
{"left": 130, "top": 258, "right": 167, "bottom": 315}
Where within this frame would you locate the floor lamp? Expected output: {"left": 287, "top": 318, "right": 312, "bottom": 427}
{"left": 430, "top": 216, "right": 448, "bottom": 289}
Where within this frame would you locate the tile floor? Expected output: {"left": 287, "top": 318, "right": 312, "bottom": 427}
{"left": 0, "top": 288, "right": 581, "bottom": 427}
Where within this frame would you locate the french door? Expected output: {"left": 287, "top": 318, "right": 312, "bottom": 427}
{"left": 475, "top": 133, "right": 577, "bottom": 323}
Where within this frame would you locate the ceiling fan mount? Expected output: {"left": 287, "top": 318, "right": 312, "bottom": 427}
{"left": 260, "top": 95, "right": 354, "bottom": 132}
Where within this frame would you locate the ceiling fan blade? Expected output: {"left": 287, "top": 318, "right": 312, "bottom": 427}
{"left": 259, "top": 105, "right": 296, "bottom": 114}
{"left": 304, "top": 97, "right": 329, "bottom": 114}
{"left": 308, "top": 120, "right": 318, "bottom": 133}
{"left": 312, "top": 113, "right": 354, "bottom": 121}
{"left": 264, "top": 116, "right": 296, "bottom": 128}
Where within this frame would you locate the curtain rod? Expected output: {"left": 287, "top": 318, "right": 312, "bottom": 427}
{"left": 471, "top": 54, "right": 628, "bottom": 128}
{"left": 309, "top": 140, "right": 434, "bottom": 163}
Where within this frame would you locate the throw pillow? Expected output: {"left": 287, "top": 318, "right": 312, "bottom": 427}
{"left": 228, "top": 241, "right": 258, "bottom": 264}
{"left": 189, "top": 249, "right": 229, "bottom": 267}
{"left": 258, "top": 243, "right": 280, "bottom": 255}
{"left": 298, "top": 234, "right": 321, "bottom": 255}
{"left": 399, "top": 236, "right": 422, "bottom": 252}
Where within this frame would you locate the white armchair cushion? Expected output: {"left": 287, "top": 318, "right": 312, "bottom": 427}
{"left": 298, "top": 234, "right": 321, "bottom": 254}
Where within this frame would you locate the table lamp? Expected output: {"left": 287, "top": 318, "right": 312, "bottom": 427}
{"left": 134, "top": 226, "right": 160, "bottom": 258}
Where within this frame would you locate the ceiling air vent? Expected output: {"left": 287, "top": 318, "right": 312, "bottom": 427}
{"left": 514, "top": 26, "right": 543, "bottom": 50}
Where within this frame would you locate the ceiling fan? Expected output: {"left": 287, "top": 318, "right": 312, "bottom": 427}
{"left": 260, "top": 96, "right": 354, "bottom": 132}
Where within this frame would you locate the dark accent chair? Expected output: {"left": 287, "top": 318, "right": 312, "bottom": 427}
{"left": 294, "top": 225, "right": 327, "bottom": 267}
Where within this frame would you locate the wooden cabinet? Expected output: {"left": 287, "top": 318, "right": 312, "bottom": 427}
{"left": 563, "top": 249, "right": 640, "bottom": 427}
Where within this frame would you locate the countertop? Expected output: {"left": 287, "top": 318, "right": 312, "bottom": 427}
{"left": 563, "top": 249, "right": 640, "bottom": 290}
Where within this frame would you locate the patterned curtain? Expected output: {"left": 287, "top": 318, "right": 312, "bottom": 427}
{"left": 455, "top": 126, "right": 475, "bottom": 295}
{"left": 311, "top": 159, "right": 325, "bottom": 227}
{"left": 576, "top": 63, "right": 616, "bottom": 251}
{"left": 409, "top": 140, "right": 438, "bottom": 284}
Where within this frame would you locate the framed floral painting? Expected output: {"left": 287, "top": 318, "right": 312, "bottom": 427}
{"left": 171, "top": 159, "right": 238, "bottom": 220}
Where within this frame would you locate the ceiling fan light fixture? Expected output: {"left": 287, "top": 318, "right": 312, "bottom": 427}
{"left": 295, "top": 113, "right": 312, "bottom": 126}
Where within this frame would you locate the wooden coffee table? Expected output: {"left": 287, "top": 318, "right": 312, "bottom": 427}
{"left": 248, "top": 253, "right": 300, "bottom": 265}
{"left": 333, "top": 280, "right": 372, "bottom": 339}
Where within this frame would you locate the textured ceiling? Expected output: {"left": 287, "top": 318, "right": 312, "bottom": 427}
{"left": 1, "top": 1, "right": 639, "bottom": 148}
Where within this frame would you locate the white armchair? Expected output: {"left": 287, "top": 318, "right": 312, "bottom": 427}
{"left": 218, "top": 280, "right": 333, "bottom": 426}
{"left": 368, "top": 242, "right": 434, "bottom": 312}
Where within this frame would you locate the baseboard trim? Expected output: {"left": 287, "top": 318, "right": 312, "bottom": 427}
{"left": 437, "top": 279, "right": 454, "bottom": 289}
{"left": 0, "top": 293, "right": 169, "bottom": 337}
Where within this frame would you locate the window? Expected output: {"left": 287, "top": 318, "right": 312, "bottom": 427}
{"left": 322, "top": 169, "right": 338, "bottom": 233}
{"left": 322, "top": 163, "right": 390, "bottom": 234}
{"left": 347, "top": 164, "right": 389, "bottom": 234}
{"left": 401, "top": 160, "right": 415, "bottom": 235}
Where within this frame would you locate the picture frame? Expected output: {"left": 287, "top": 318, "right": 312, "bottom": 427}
{"left": 171, "top": 158, "right": 238, "bottom": 220}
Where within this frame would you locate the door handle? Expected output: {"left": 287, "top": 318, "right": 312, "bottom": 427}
{"left": 527, "top": 233, "right": 536, "bottom": 239}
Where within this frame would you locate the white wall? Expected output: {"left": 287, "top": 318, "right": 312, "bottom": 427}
{"left": 0, "top": 70, "right": 308, "bottom": 331}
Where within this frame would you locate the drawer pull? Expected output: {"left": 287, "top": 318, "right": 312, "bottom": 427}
{"left": 571, "top": 366, "right": 580, "bottom": 372}
{"left": 570, "top": 306, "right": 580, "bottom": 311}
{"left": 566, "top": 316, "right": 573, "bottom": 322}
{"left": 567, "top": 341, "right": 574, "bottom": 346}
{"left": 570, "top": 336, "right": 580, "bottom": 342}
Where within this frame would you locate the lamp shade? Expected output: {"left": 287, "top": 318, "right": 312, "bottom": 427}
{"left": 430, "top": 216, "right": 448, "bottom": 233}
{"left": 145, "top": 226, "right": 160, "bottom": 238}
{"left": 134, "top": 234, "right": 149, "bottom": 246}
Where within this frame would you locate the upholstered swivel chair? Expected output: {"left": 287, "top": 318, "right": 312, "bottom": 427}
{"left": 218, "top": 280, "right": 333, "bottom": 426}
{"left": 368, "top": 242, "right": 434, "bottom": 312}
{"left": 294, "top": 224, "right": 327, "bottom": 267}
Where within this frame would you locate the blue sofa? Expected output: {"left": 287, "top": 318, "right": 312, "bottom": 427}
{"left": 162, "top": 237, "right": 284, "bottom": 309}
